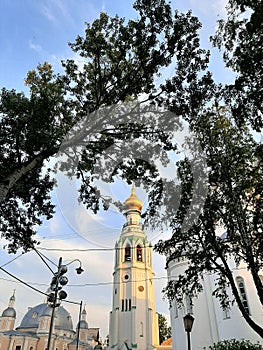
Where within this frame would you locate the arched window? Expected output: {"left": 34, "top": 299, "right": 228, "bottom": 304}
{"left": 125, "top": 244, "right": 131, "bottom": 261}
{"left": 137, "top": 245, "right": 143, "bottom": 261}
{"left": 140, "top": 322, "right": 144, "bottom": 337}
{"left": 236, "top": 277, "right": 250, "bottom": 315}
{"left": 223, "top": 307, "right": 230, "bottom": 319}
{"left": 185, "top": 295, "right": 193, "bottom": 315}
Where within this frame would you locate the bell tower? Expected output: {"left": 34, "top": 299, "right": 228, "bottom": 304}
{"left": 109, "top": 185, "right": 159, "bottom": 349}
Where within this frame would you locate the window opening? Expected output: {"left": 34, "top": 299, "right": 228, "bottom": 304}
{"left": 223, "top": 307, "right": 230, "bottom": 319}
{"left": 125, "top": 245, "right": 131, "bottom": 261}
{"left": 140, "top": 322, "right": 144, "bottom": 337}
{"left": 185, "top": 295, "right": 193, "bottom": 315}
{"left": 137, "top": 245, "right": 143, "bottom": 261}
{"left": 121, "top": 299, "right": 124, "bottom": 312}
{"left": 236, "top": 277, "right": 250, "bottom": 315}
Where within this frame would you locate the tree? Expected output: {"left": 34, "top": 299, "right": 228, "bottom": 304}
{"left": 211, "top": 0, "right": 263, "bottom": 131}
{"left": 2, "top": 0, "right": 261, "bottom": 338}
{"left": 154, "top": 0, "right": 263, "bottom": 339}
{"left": 158, "top": 313, "right": 171, "bottom": 344}
{"left": 0, "top": 0, "right": 211, "bottom": 252}
{"left": 155, "top": 106, "right": 263, "bottom": 337}
{"left": 208, "top": 339, "right": 262, "bottom": 350}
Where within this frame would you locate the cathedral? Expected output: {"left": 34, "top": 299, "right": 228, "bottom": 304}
{"left": 0, "top": 291, "right": 101, "bottom": 350}
{"left": 167, "top": 249, "right": 263, "bottom": 349}
{"left": 108, "top": 185, "right": 160, "bottom": 349}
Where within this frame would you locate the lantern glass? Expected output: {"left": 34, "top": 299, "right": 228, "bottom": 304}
{"left": 183, "top": 314, "right": 194, "bottom": 332}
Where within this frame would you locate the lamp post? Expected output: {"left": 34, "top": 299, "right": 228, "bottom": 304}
{"left": 183, "top": 314, "right": 194, "bottom": 350}
{"left": 46, "top": 257, "right": 84, "bottom": 350}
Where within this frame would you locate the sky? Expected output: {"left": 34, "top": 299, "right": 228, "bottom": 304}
{"left": 0, "top": 0, "right": 233, "bottom": 341}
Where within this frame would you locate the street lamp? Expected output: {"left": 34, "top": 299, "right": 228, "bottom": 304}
{"left": 65, "top": 258, "right": 84, "bottom": 275}
{"left": 183, "top": 314, "right": 194, "bottom": 350}
{"left": 46, "top": 257, "right": 84, "bottom": 350}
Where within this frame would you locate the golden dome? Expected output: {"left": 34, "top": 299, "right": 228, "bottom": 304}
{"left": 125, "top": 184, "right": 143, "bottom": 212}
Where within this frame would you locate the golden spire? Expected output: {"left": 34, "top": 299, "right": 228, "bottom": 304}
{"left": 124, "top": 183, "right": 143, "bottom": 212}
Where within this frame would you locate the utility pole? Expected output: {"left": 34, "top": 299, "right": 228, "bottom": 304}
{"left": 46, "top": 257, "right": 68, "bottom": 350}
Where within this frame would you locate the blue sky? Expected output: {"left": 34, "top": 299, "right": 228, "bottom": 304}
{"left": 0, "top": 0, "right": 233, "bottom": 340}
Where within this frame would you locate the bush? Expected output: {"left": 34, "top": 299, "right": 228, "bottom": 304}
{"left": 208, "top": 339, "right": 262, "bottom": 350}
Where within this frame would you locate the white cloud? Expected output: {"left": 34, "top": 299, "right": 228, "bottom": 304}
{"left": 29, "top": 40, "right": 43, "bottom": 54}
{"left": 53, "top": 0, "right": 69, "bottom": 18}
{"left": 189, "top": 0, "right": 227, "bottom": 17}
{"left": 42, "top": 4, "right": 57, "bottom": 23}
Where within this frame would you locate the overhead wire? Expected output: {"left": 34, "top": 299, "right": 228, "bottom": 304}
{"left": 38, "top": 245, "right": 156, "bottom": 252}
{"left": 0, "top": 267, "right": 80, "bottom": 306}
{"left": 0, "top": 269, "right": 170, "bottom": 288}
{"left": 0, "top": 253, "right": 25, "bottom": 268}
{"left": 0, "top": 245, "right": 167, "bottom": 308}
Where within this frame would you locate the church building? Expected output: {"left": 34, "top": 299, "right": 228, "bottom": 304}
{"left": 0, "top": 291, "right": 101, "bottom": 350}
{"left": 167, "top": 253, "right": 263, "bottom": 349}
{"left": 109, "top": 185, "right": 159, "bottom": 349}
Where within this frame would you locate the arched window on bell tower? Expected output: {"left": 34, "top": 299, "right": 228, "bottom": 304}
{"left": 125, "top": 244, "right": 131, "bottom": 261}
{"left": 137, "top": 245, "right": 143, "bottom": 261}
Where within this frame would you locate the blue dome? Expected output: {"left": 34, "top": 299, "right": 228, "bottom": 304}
{"left": 2, "top": 307, "right": 16, "bottom": 318}
{"left": 18, "top": 303, "right": 73, "bottom": 331}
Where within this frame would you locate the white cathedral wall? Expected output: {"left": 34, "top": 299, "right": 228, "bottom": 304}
{"left": 167, "top": 257, "right": 263, "bottom": 350}
{"left": 168, "top": 259, "right": 215, "bottom": 350}
{"left": 209, "top": 260, "right": 263, "bottom": 344}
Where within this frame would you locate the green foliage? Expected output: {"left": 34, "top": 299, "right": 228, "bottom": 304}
{"left": 0, "top": 64, "right": 69, "bottom": 252}
{"left": 0, "top": 0, "right": 210, "bottom": 252}
{"left": 211, "top": 0, "right": 263, "bottom": 131}
{"left": 158, "top": 313, "right": 171, "bottom": 344}
{"left": 1, "top": 0, "right": 262, "bottom": 338}
{"left": 208, "top": 339, "right": 263, "bottom": 350}
{"left": 154, "top": 0, "right": 263, "bottom": 339}
{"left": 155, "top": 106, "right": 263, "bottom": 337}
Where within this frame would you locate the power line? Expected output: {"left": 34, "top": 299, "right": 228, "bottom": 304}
{"left": 0, "top": 253, "right": 25, "bottom": 268}
{"left": 0, "top": 266, "right": 48, "bottom": 298}
{"left": 38, "top": 245, "right": 155, "bottom": 252}
{"left": 39, "top": 247, "right": 114, "bottom": 252}
{"left": 0, "top": 272, "right": 170, "bottom": 288}
{"left": 0, "top": 267, "right": 80, "bottom": 306}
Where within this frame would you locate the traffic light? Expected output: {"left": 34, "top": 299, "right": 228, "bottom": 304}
{"left": 48, "top": 263, "right": 68, "bottom": 307}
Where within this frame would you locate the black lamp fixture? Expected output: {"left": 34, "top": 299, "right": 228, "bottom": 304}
{"left": 183, "top": 314, "right": 194, "bottom": 350}
{"left": 76, "top": 266, "right": 84, "bottom": 274}
{"left": 65, "top": 259, "right": 84, "bottom": 275}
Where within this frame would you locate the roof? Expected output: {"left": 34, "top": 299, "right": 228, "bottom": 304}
{"left": 77, "top": 319, "right": 89, "bottom": 329}
{"left": 124, "top": 185, "right": 143, "bottom": 212}
{"left": 1, "top": 330, "right": 38, "bottom": 338}
{"left": 161, "top": 338, "right": 172, "bottom": 346}
{"left": 17, "top": 303, "right": 73, "bottom": 331}
{"left": 2, "top": 307, "right": 16, "bottom": 318}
